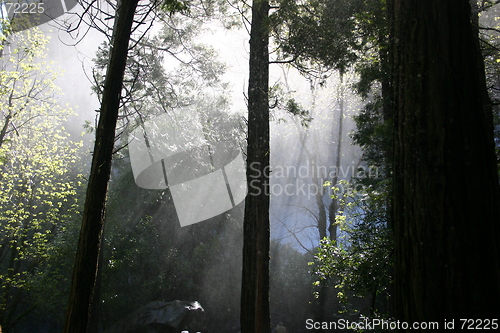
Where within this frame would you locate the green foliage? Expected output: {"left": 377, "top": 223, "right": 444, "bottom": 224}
{"left": 310, "top": 180, "right": 392, "bottom": 317}
{"left": 270, "top": 0, "right": 365, "bottom": 75}
{"left": 92, "top": 13, "right": 229, "bottom": 156}
{"left": 161, "top": 0, "right": 189, "bottom": 14}
{"left": 285, "top": 98, "right": 312, "bottom": 127}
{"left": 92, "top": 16, "right": 226, "bottom": 102}
{"left": 159, "top": 0, "right": 240, "bottom": 28}
{"left": 351, "top": 0, "right": 389, "bottom": 98}
{"left": 351, "top": 97, "right": 392, "bottom": 171}
{"left": 277, "top": 0, "right": 388, "bottom": 103}
{"left": 0, "top": 27, "right": 83, "bottom": 331}
{"left": 0, "top": 28, "right": 61, "bottom": 146}
{"left": 269, "top": 83, "right": 313, "bottom": 127}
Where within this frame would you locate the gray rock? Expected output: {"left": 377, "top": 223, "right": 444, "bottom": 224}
{"left": 105, "top": 300, "right": 206, "bottom": 333}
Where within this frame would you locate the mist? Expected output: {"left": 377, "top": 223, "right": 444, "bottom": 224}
{"left": 3, "top": 0, "right": 499, "bottom": 331}
{"left": 0, "top": 1, "right": 393, "bottom": 332}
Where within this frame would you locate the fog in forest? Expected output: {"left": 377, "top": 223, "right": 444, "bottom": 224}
{"left": 1, "top": 1, "right": 499, "bottom": 332}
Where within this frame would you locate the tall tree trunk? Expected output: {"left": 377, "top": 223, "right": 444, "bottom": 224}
{"left": 63, "top": 1, "right": 139, "bottom": 332}
{"left": 328, "top": 72, "right": 345, "bottom": 241}
{"left": 390, "top": 0, "right": 500, "bottom": 323}
{"left": 240, "top": 0, "right": 270, "bottom": 332}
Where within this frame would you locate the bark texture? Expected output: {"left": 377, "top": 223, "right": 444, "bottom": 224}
{"left": 63, "top": 1, "right": 139, "bottom": 332}
{"left": 240, "top": 0, "right": 271, "bottom": 332}
{"left": 390, "top": 0, "right": 500, "bottom": 323}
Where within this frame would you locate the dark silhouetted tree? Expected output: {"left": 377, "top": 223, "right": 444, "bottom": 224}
{"left": 63, "top": 0, "right": 140, "bottom": 331}
{"left": 390, "top": 0, "right": 500, "bottom": 322}
{"left": 240, "top": 0, "right": 271, "bottom": 332}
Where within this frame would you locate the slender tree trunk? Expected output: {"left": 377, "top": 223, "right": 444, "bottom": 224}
{"left": 390, "top": 0, "right": 500, "bottom": 323}
{"left": 240, "top": 0, "right": 270, "bottom": 332}
{"left": 328, "top": 72, "right": 345, "bottom": 241}
{"left": 63, "top": 1, "right": 139, "bottom": 332}
{"left": 0, "top": 113, "right": 12, "bottom": 148}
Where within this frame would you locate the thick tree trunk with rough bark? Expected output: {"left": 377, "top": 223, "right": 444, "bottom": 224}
{"left": 390, "top": 0, "right": 500, "bottom": 323}
{"left": 240, "top": 0, "right": 271, "bottom": 332}
{"left": 63, "top": 1, "right": 139, "bottom": 332}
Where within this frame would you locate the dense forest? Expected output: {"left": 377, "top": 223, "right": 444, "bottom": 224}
{"left": 0, "top": 0, "right": 499, "bottom": 332}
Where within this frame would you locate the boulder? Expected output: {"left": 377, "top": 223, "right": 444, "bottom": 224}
{"left": 105, "top": 300, "right": 206, "bottom": 333}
